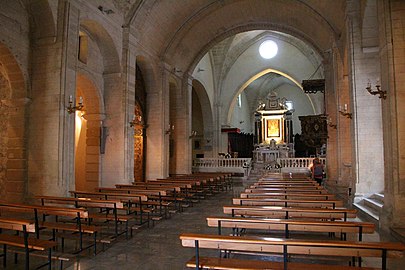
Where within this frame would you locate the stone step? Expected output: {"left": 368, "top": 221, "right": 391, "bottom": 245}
{"left": 353, "top": 201, "right": 380, "bottom": 222}
{"left": 363, "top": 197, "right": 383, "bottom": 213}
{"left": 371, "top": 193, "right": 384, "bottom": 204}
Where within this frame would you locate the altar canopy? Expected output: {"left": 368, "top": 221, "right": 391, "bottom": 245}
{"left": 253, "top": 92, "right": 295, "bottom": 169}
{"left": 254, "top": 92, "right": 294, "bottom": 146}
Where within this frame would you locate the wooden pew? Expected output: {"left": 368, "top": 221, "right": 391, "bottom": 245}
{"left": 248, "top": 185, "right": 324, "bottom": 190}
{"left": 180, "top": 233, "right": 405, "bottom": 270}
{"left": 244, "top": 188, "right": 328, "bottom": 194}
{"left": 0, "top": 204, "right": 86, "bottom": 268}
{"left": 206, "top": 216, "right": 375, "bottom": 241}
{"left": 58, "top": 193, "right": 134, "bottom": 238}
{"left": 95, "top": 187, "right": 172, "bottom": 219}
{"left": 0, "top": 217, "right": 57, "bottom": 270}
{"left": 223, "top": 205, "right": 357, "bottom": 221}
{"left": 0, "top": 202, "right": 94, "bottom": 254}
{"left": 154, "top": 179, "right": 202, "bottom": 200}
{"left": 240, "top": 192, "right": 336, "bottom": 200}
{"left": 69, "top": 190, "right": 151, "bottom": 226}
{"left": 232, "top": 197, "right": 343, "bottom": 208}
{"left": 116, "top": 183, "right": 185, "bottom": 213}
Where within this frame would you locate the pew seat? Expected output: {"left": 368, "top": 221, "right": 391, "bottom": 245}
{"left": 185, "top": 256, "right": 378, "bottom": 270}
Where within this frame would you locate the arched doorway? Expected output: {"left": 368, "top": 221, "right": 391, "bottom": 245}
{"left": 134, "top": 64, "right": 147, "bottom": 182}
{"left": 0, "top": 43, "right": 27, "bottom": 202}
{"left": 75, "top": 73, "right": 103, "bottom": 191}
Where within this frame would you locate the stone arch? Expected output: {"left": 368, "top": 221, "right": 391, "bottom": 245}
{"left": 226, "top": 69, "right": 317, "bottom": 125}
{"left": 187, "top": 23, "right": 327, "bottom": 74}
{"left": 134, "top": 64, "right": 147, "bottom": 182}
{"left": 136, "top": 55, "right": 159, "bottom": 180}
{"left": 0, "top": 42, "right": 28, "bottom": 202}
{"left": 80, "top": 20, "right": 120, "bottom": 75}
{"left": 75, "top": 72, "right": 104, "bottom": 191}
{"left": 192, "top": 79, "right": 214, "bottom": 157}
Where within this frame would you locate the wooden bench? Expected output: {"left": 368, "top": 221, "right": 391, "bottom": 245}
{"left": 223, "top": 205, "right": 357, "bottom": 221}
{"left": 185, "top": 257, "right": 376, "bottom": 270}
{"left": 206, "top": 216, "right": 375, "bottom": 241}
{"left": 0, "top": 214, "right": 69, "bottom": 269}
{"left": 116, "top": 184, "right": 184, "bottom": 213}
{"left": 249, "top": 184, "right": 323, "bottom": 189}
{"left": 240, "top": 192, "right": 336, "bottom": 200}
{"left": 233, "top": 198, "right": 343, "bottom": 208}
{"left": 95, "top": 187, "right": 172, "bottom": 220}
{"left": 69, "top": 190, "right": 150, "bottom": 227}
{"left": 244, "top": 188, "right": 328, "bottom": 194}
{"left": 255, "top": 180, "right": 316, "bottom": 185}
{"left": 0, "top": 202, "right": 94, "bottom": 254}
{"left": 180, "top": 233, "right": 405, "bottom": 270}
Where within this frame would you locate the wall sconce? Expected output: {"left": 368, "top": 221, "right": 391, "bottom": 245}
{"left": 67, "top": 95, "right": 84, "bottom": 114}
{"left": 189, "top": 130, "right": 197, "bottom": 138}
{"left": 165, "top": 124, "right": 174, "bottom": 135}
{"left": 326, "top": 118, "right": 337, "bottom": 129}
{"left": 129, "top": 115, "right": 142, "bottom": 128}
{"left": 339, "top": 104, "right": 352, "bottom": 119}
{"left": 98, "top": 6, "right": 114, "bottom": 15}
{"left": 366, "top": 80, "right": 386, "bottom": 99}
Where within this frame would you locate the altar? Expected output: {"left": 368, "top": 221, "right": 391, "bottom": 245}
{"left": 253, "top": 92, "right": 295, "bottom": 168}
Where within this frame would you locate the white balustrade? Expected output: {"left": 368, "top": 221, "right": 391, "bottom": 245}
{"left": 192, "top": 158, "right": 252, "bottom": 177}
{"left": 277, "top": 157, "right": 326, "bottom": 174}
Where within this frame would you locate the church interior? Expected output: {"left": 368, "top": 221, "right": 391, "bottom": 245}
{"left": 1, "top": 0, "right": 405, "bottom": 269}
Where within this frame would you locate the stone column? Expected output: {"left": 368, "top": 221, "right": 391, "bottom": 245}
{"left": 121, "top": 26, "right": 136, "bottom": 184}
{"left": 172, "top": 73, "right": 193, "bottom": 174}
{"left": 28, "top": 2, "right": 79, "bottom": 197}
{"left": 145, "top": 63, "right": 167, "bottom": 179}
{"left": 102, "top": 73, "right": 125, "bottom": 186}
{"left": 378, "top": 0, "right": 405, "bottom": 230}
{"left": 347, "top": 0, "right": 384, "bottom": 201}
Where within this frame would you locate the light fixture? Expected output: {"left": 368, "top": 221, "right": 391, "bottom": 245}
{"left": 189, "top": 130, "right": 197, "bottom": 138}
{"left": 129, "top": 115, "right": 142, "bottom": 128}
{"left": 165, "top": 124, "right": 174, "bottom": 135}
{"left": 366, "top": 80, "right": 386, "bottom": 99}
{"left": 326, "top": 118, "right": 337, "bottom": 129}
{"left": 98, "top": 6, "right": 114, "bottom": 15}
{"left": 339, "top": 104, "right": 352, "bottom": 119}
{"left": 259, "top": 40, "right": 278, "bottom": 59}
{"left": 67, "top": 95, "right": 84, "bottom": 114}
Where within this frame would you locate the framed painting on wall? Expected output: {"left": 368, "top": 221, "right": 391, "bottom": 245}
{"left": 267, "top": 119, "right": 280, "bottom": 137}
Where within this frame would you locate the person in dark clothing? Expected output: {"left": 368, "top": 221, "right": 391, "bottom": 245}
{"left": 311, "top": 157, "right": 324, "bottom": 186}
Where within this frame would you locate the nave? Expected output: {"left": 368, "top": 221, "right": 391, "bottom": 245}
{"left": 47, "top": 175, "right": 405, "bottom": 270}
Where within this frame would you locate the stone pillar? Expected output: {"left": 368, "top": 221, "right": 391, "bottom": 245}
{"left": 102, "top": 73, "right": 125, "bottom": 186}
{"left": 324, "top": 51, "right": 339, "bottom": 182}
{"left": 172, "top": 74, "right": 193, "bottom": 174}
{"left": 378, "top": 0, "right": 405, "bottom": 230}
{"left": 121, "top": 27, "right": 136, "bottom": 184}
{"left": 28, "top": 2, "right": 79, "bottom": 197}
{"left": 145, "top": 63, "right": 167, "bottom": 179}
{"left": 347, "top": 0, "right": 384, "bottom": 201}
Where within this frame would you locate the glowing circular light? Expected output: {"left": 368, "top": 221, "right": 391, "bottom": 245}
{"left": 259, "top": 40, "right": 278, "bottom": 59}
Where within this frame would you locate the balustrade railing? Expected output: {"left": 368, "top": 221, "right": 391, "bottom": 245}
{"left": 192, "top": 158, "right": 252, "bottom": 177}
{"left": 277, "top": 157, "right": 326, "bottom": 168}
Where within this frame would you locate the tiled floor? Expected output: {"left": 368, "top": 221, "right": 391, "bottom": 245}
{"left": 5, "top": 176, "right": 405, "bottom": 269}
